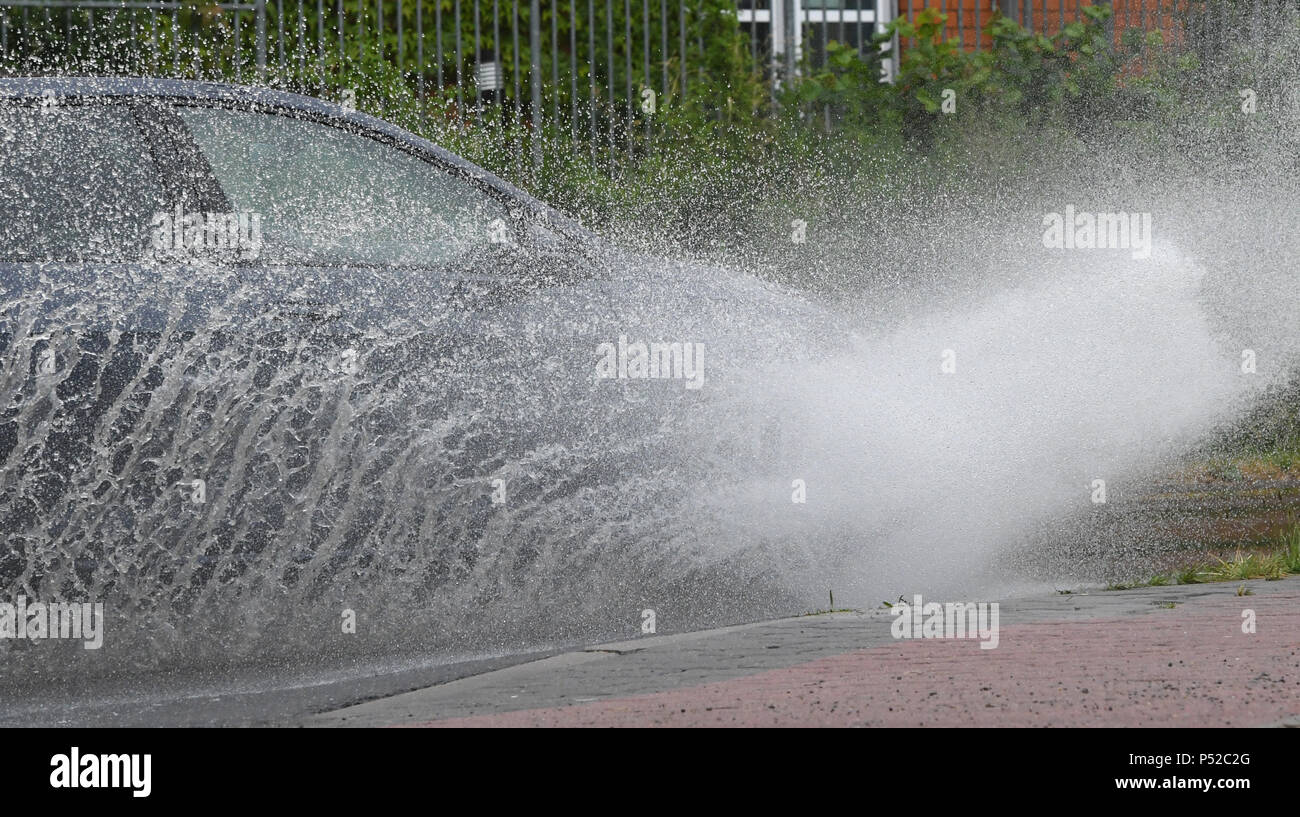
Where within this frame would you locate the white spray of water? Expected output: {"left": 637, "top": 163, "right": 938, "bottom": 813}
{"left": 693, "top": 240, "right": 1255, "bottom": 606}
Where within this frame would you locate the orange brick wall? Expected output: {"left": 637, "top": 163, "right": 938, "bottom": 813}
{"left": 895, "top": 0, "right": 1191, "bottom": 50}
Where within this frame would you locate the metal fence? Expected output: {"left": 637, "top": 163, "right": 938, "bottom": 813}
{"left": 0, "top": 0, "right": 1248, "bottom": 139}
{"left": 0, "top": 1, "right": 727, "bottom": 139}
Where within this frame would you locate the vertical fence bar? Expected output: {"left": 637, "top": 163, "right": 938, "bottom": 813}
{"left": 643, "top": 0, "right": 651, "bottom": 86}
{"left": 818, "top": 2, "right": 826, "bottom": 68}
{"left": 513, "top": 0, "right": 521, "bottom": 115}
{"left": 530, "top": 0, "right": 542, "bottom": 167}
{"left": 275, "top": 0, "right": 283, "bottom": 78}
{"left": 660, "top": 0, "right": 667, "bottom": 96}
{"left": 695, "top": 11, "right": 700, "bottom": 70}
{"left": 607, "top": 0, "right": 614, "bottom": 162}
{"left": 492, "top": 0, "right": 500, "bottom": 118}
{"left": 316, "top": 0, "right": 325, "bottom": 89}
{"left": 750, "top": 0, "right": 757, "bottom": 59}
{"left": 87, "top": 8, "right": 95, "bottom": 73}
{"left": 171, "top": 4, "right": 179, "bottom": 74}
{"left": 455, "top": 0, "right": 463, "bottom": 120}
{"left": 552, "top": 0, "right": 560, "bottom": 122}
{"left": 133, "top": 11, "right": 145, "bottom": 76}
{"left": 489, "top": 0, "right": 499, "bottom": 123}
{"left": 234, "top": 6, "right": 243, "bottom": 81}
{"left": 296, "top": 0, "right": 306, "bottom": 86}
{"left": 624, "top": 0, "right": 632, "bottom": 146}
{"left": 589, "top": 0, "right": 597, "bottom": 158}
{"left": 904, "top": 0, "right": 911, "bottom": 51}
{"left": 681, "top": 0, "right": 691, "bottom": 93}
{"left": 858, "top": 0, "right": 864, "bottom": 55}
{"left": 642, "top": 0, "right": 650, "bottom": 126}
{"left": 416, "top": 0, "right": 424, "bottom": 104}
{"left": 570, "top": 0, "right": 578, "bottom": 135}
{"left": 474, "top": 0, "right": 482, "bottom": 112}
{"left": 132, "top": 9, "right": 142, "bottom": 76}
{"left": 681, "top": 0, "right": 691, "bottom": 94}
{"left": 435, "top": 0, "right": 443, "bottom": 91}
{"left": 191, "top": 6, "right": 201, "bottom": 79}
{"left": 148, "top": 7, "right": 157, "bottom": 75}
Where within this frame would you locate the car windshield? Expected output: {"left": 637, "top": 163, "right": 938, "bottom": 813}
{"left": 0, "top": 101, "right": 170, "bottom": 262}
{"left": 176, "top": 106, "right": 512, "bottom": 269}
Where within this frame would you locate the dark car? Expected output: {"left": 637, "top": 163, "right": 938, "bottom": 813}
{"left": 0, "top": 78, "right": 830, "bottom": 670}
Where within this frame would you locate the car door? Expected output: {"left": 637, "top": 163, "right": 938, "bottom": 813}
{"left": 0, "top": 93, "right": 223, "bottom": 592}
{"left": 146, "top": 99, "right": 616, "bottom": 594}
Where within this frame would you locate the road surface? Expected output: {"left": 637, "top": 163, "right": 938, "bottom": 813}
{"left": 308, "top": 576, "right": 1300, "bottom": 727}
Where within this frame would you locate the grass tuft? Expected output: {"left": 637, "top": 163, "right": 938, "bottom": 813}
{"left": 1105, "top": 521, "right": 1300, "bottom": 591}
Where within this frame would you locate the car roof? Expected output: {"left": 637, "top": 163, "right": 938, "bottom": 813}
{"left": 0, "top": 76, "right": 593, "bottom": 242}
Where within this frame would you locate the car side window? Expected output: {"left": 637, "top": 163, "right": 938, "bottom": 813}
{"left": 174, "top": 106, "right": 513, "bottom": 270}
{"left": 0, "top": 101, "right": 169, "bottom": 262}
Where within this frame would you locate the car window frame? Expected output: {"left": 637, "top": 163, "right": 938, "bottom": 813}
{"left": 0, "top": 95, "right": 198, "bottom": 265}
{"left": 143, "top": 97, "right": 585, "bottom": 274}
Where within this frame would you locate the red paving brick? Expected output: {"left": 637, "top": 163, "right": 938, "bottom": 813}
{"left": 413, "top": 593, "right": 1300, "bottom": 727}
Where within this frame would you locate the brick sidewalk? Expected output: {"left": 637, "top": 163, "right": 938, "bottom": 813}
{"left": 309, "top": 577, "right": 1300, "bottom": 727}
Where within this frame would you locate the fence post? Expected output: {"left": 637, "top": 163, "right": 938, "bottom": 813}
{"left": 529, "top": 0, "right": 542, "bottom": 168}
{"left": 1100, "top": 0, "right": 1114, "bottom": 48}
{"left": 784, "top": 0, "right": 797, "bottom": 78}
{"left": 255, "top": 0, "right": 267, "bottom": 80}
{"left": 875, "top": 0, "right": 895, "bottom": 82}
